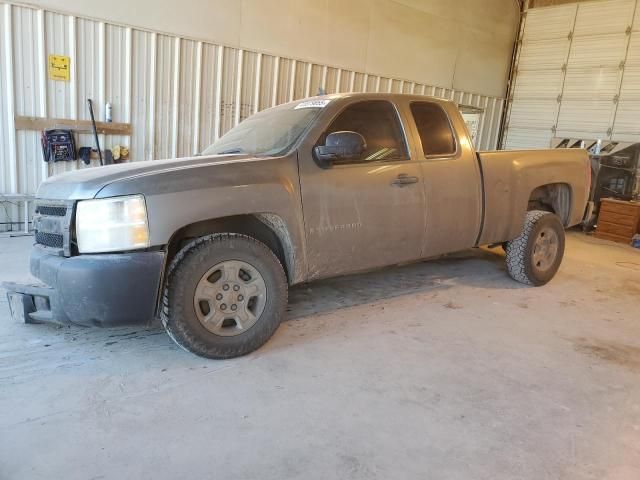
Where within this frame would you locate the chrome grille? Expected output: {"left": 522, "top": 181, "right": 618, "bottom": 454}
{"left": 33, "top": 200, "right": 74, "bottom": 255}
{"left": 35, "top": 232, "right": 64, "bottom": 248}
{"left": 35, "top": 205, "right": 67, "bottom": 217}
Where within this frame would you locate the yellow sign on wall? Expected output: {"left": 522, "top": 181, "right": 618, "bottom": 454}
{"left": 48, "top": 54, "right": 70, "bottom": 81}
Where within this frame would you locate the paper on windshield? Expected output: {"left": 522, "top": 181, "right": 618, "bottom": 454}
{"left": 294, "top": 99, "right": 331, "bottom": 110}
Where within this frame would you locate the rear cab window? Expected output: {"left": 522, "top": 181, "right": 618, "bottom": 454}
{"left": 410, "top": 102, "right": 457, "bottom": 158}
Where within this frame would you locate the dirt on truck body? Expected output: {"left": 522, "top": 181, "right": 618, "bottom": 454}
{"left": 3, "top": 93, "right": 591, "bottom": 358}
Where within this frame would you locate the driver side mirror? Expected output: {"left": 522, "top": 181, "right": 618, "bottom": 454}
{"left": 313, "top": 131, "right": 366, "bottom": 168}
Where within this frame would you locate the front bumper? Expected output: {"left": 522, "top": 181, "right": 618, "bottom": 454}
{"left": 2, "top": 246, "right": 165, "bottom": 327}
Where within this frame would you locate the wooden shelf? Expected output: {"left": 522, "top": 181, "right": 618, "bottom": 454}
{"left": 15, "top": 115, "right": 131, "bottom": 136}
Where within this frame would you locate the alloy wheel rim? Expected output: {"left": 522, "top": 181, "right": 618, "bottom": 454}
{"left": 193, "top": 260, "right": 267, "bottom": 336}
{"left": 532, "top": 227, "right": 559, "bottom": 272}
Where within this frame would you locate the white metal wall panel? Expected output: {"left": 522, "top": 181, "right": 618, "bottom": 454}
{"left": 12, "top": 7, "right": 44, "bottom": 198}
{"left": 505, "top": 0, "right": 640, "bottom": 149}
{"left": 45, "top": 12, "right": 73, "bottom": 125}
{"left": 105, "top": 24, "right": 131, "bottom": 151}
{"left": 0, "top": 5, "right": 9, "bottom": 197}
{"left": 1, "top": 4, "right": 17, "bottom": 227}
{"left": 73, "top": 18, "right": 104, "bottom": 173}
{"left": 13, "top": 7, "right": 45, "bottom": 121}
{"left": 0, "top": 2, "right": 504, "bottom": 231}
{"left": 241, "top": 51, "right": 258, "bottom": 122}
{"left": 197, "top": 44, "right": 221, "bottom": 150}
{"left": 307, "top": 64, "right": 323, "bottom": 97}
{"left": 255, "top": 54, "right": 269, "bottom": 111}
{"left": 292, "top": 61, "right": 306, "bottom": 100}
{"left": 177, "top": 39, "right": 198, "bottom": 158}
{"left": 153, "top": 35, "right": 177, "bottom": 161}
{"left": 225, "top": 47, "right": 241, "bottom": 132}
{"left": 130, "top": 29, "right": 154, "bottom": 162}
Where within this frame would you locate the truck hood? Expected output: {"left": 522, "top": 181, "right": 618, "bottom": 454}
{"left": 37, "top": 154, "right": 256, "bottom": 200}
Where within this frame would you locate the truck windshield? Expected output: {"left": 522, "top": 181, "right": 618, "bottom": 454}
{"left": 201, "top": 102, "right": 326, "bottom": 157}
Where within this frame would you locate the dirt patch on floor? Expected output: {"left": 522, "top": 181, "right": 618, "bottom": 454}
{"left": 574, "top": 338, "right": 640, "bottom": 372}
{"left": 619, "top": 280, "right": 640, "bottom": 297}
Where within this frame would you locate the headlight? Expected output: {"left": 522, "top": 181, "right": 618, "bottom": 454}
{"left": 76, "top": 195, "right": 150, "bottom": 253}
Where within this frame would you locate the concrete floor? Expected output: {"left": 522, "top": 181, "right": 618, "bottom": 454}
{"left": 1, "top": 232, "right": 640, "bottom": 480}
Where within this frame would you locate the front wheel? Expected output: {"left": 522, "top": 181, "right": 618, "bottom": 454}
{"left": 505, "top": 210, "right": 565, "bottom": 286}
{"left": 161, "top": 233, "right": 288, "bottom": 358}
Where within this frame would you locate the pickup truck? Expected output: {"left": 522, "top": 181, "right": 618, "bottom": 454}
{"left": 3, "top": 93, "right": 591, "bottom": 358}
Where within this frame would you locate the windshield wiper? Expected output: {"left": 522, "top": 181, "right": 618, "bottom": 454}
{"left": 217, "top": 148, "right": 245, "bottom": 155}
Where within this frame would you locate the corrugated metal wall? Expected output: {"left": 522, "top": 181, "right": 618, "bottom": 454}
{"left": 503, "top": 0, "right": 640, "bottom": 149}
{"left": 0, "top": 2, "right": 505, "bottom": 231}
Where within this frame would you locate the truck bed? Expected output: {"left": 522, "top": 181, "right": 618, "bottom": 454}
{"left": 477, "top": 148, "right": 590, "bottom": 246}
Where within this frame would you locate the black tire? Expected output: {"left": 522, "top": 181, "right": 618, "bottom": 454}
{"left": 161, "top": 233, "right": 288, "bottom": 359}
{"left": 505, "top": 210, "right": 565, "bottom": 286}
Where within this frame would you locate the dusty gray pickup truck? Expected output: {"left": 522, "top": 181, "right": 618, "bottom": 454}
{"left": 3, "top": 93, "right": 590, "bottom": 358}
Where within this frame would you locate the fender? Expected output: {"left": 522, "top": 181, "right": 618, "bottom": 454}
{"left": 96, "top": 153, "right": 308, "bottom": 283}
{"left": 477, "top": 149, "right": 589, "bottom": 245}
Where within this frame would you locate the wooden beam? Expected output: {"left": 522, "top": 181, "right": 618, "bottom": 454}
{"left": 14, "top": 116, "right": 132, "bottom": 135}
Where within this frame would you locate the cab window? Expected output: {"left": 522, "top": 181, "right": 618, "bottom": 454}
{"left": 410, "top": 102, "right": 456, "bottom": 157}
{"left": 319, "top": 100, "right": 408, "bottom": 163}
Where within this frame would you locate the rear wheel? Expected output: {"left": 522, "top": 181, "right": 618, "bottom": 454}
{"left": 161, "top": 233, "right": 288, "bottom": 358}
{"left": 505, "top": 210, "right": 565, "bottom": 286}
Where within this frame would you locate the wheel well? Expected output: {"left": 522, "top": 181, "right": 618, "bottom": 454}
{"left": 165, "top": 214, "right": 293, "bottom": 283}
{"left": 527, "top": 183, "right": 572, "bottom": 225}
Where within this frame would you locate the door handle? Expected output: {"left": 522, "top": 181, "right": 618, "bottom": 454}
{"left": 391, "top": 174, "right": 419, "bottom": 187}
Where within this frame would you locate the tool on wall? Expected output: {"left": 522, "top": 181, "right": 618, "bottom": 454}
{"left": 87, "top": 99, "right": 103, "bottom": 166}
{"left": 78, "top": 147, "right": 92, "bottom": 165}
{"left": 112, "top": 145, "right": 129, "bottom": 162}
{"left": 105, "top": 102, "right": 113, "bottom": 123}
{"left": 104, "top": 149, "right": 113, "bottom": 165}
{"left": 40, "top": 129, "right": 77, "bottom": 162}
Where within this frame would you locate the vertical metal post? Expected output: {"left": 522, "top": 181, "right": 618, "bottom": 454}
{"left": 476, "top": 96, "right": 490, "bottom": 150}
{"left": 271, "top": 56, "right": 280, "bottom": 107}
{"left": 321, "top": 65, "right": 328, "bottom": 93}
{"left": 288, "top": 59, "right": 296, "bottom": 101}
{"left": 253, "top": 52, "right": 262, "bottom": 114}
{"left": 304, "top": 62, "right": 312, "bottom": 97}
{"left": 23, "top": 199, "right": 29, "bottom": 233}
{"left": 234, "top": 49, "right": 243, "bottom": 126}
{"left": 171, "top": 37, "right": 181, "bottom": 157}
{"left": 148, "top": 32, "right": 157, "bottom": 159}
{"left": 68, "top": 15, "right": 77, "bottom": 122}
{"left": 192, "top": 41, "right": 203, "bottom": 155}
{"left": 213, "top": 45, "right": 223, "bottom": 139}
{"left": 36, "top": 9, "right": 48, "bottom": 182}
{"left": 98, "top": 22, "right": 106, "bottom": 160}
{"left": 3, "top": 4, "right": 17, "bottom": 195}
{"left": 125, "top": 27, "right": 133, "bottom": 127}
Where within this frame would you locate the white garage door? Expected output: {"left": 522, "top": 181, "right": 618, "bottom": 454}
{"left": 503, "top": 0, "right": 639, "bottom": 149}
